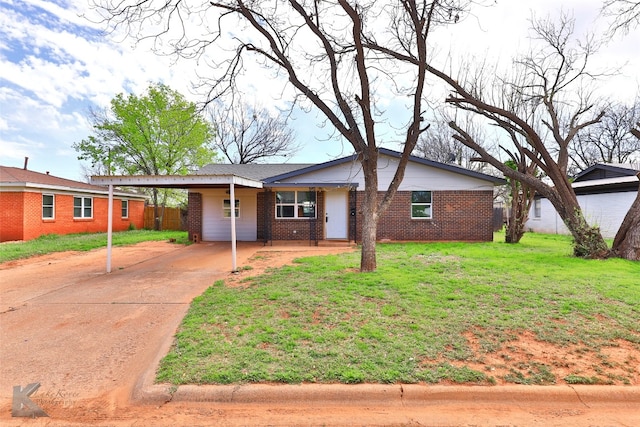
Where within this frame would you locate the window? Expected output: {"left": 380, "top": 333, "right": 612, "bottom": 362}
{"left": 121, "top": 200, "right": 129, "bottom": 218}
{"left": 533, "top": 199, "right": 541, "bottom": 218}
{"left": 275, "top": 191, "right": 316, "bottom": 218}
{"left": 223, "top": 199, "right": 240, "bottom": 218}
{"left": 42, "top": 194, "right": 54, "bottom": 219}
{"left": 73, "top": 196, "right": 93, "bottom": 218}
{"left": 411, "top": 191, "right": 432, "bottom": 219}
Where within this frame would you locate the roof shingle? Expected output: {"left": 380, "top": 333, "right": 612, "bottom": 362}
{"left": 1, "top": 166, "right": 146, "bottom": 198}
{"left": 197, "top": 163, "right": 313, "bottom": 181}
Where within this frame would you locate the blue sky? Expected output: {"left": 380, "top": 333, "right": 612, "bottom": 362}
{"left": 1, "top": 0, "right": 638, "bottom": 181}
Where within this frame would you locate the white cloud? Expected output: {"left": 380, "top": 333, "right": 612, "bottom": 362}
{"left": 0, "top": 138, "right": 44, "bottom": 162}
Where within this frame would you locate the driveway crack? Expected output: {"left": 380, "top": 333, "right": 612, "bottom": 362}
{"left": 568, "top": 385, "right": 591, "bottom": 408}
{"left": 0, "top": 304, "right": 25, "bottom": 315}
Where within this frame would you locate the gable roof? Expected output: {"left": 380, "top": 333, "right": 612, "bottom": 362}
{"left": 573, "top": 163, "right": 640, "bottom": 182}
{"left": 0, "top": 166, "right": 146, "bottom": 198}
{"left": 569, "top": 163, "right": 640, "bottom": 194}
{"left": 264, "top": 148, "right": 506, "bottom": 184}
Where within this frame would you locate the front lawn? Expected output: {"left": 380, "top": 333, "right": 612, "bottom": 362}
{"left": 0, "top": 230, "right": 189, "bottom": 263}
{"left": 157, "top": 233, "right": 640, "bottom": 386}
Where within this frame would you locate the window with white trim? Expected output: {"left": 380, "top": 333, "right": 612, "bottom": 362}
{"left": 275, "top": 191, "right": 316, "bottom": 218}
{"left": 223, "top": 199, "right": 240, "bottom": 218}
{"left": 42, "top": 194, "right": 54, "bottom": 219}
{"left": 533, "top": 199, "right": 541, "bottom": 218}
{"left": 411, "top": 191, "right": 432, "bottom": 219}
{"left": 121, "top": 200, "right": 129, "bottom": 218}
{"left": 73, "top": 196, "right": 93, "bottom": 218}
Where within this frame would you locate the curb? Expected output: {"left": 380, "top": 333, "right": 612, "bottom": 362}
{"left": 134, "top": 383, "right": 640, "bottom": 408}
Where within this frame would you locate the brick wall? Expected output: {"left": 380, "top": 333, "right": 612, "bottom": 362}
{"left": 0, "top": 192, "right": 25, "bottom": 241}
{"left": 0, "top": 191, "right": 145, "bottom": 242}
{"left": 355, "top": 190, "right": 494, "bottom": 242}
{"left": 187, "top": 192, "right": 202, "bottom": 241}
{"left": 128, "top": 199, "right": 145, "bottom": 230}
{"left": 257, "top": 190, "right": 325, "bottom": 241}
{"left": 191, "top": 189, "right": 494, "bottom": 243}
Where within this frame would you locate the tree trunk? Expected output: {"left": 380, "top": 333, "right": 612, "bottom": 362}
{"left": 552, "top": 195, "right": 609, "bottom": 258}
{"left": 359, "top": 151, "right": 379, "bottom": 272}
{"left": 612, "top": 179, "right": 640, "bottom": 261}
{"left": 505, "top": 180, "right": 534, "bottom": 244}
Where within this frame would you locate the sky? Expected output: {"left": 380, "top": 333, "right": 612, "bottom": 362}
{"left": 1, "top": 0, "right": 638, "bottom": 181}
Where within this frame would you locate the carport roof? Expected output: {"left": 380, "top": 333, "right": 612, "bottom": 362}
{"left": 92, "top": 173, "right": 255, "bottom": 274}
{"left": 90, "top": 174, "right": 263, "bottom": 189}
{"left": 197, "top": 163, "right": 313, "bottom": 181}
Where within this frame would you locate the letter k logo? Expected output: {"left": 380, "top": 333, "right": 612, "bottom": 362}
{"left": 12, "top": 383, "right": 48, "bottom": 418}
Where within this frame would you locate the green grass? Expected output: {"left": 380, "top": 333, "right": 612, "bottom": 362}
{"left": 156, "top": 232, "right": 640, "bottom": 386}
{"left": 0, "top": 230, "right": 189, "bottom": 263}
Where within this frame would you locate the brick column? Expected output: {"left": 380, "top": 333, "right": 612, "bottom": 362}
{"left": 187, "top": 192, "right": 202, "bottom": 242}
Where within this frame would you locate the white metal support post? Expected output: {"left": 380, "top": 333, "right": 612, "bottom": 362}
{"left": 230, "top": 181, "right": 237, "bottom": 272}
{"left": 107, "top": 184, "right": 113, "bottom": 273}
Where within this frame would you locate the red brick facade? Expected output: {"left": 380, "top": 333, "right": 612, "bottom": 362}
{"left": 256, "top": 191, "right": 325, "bottom": 241}
{"left": 189, "top": 189, "right": 494, "bottom": 243}
{"left": 357, "top": 190, "right": 494, "bottom": 242}
{"left": 0, "top": 191, "right": 145, "bottom": 242}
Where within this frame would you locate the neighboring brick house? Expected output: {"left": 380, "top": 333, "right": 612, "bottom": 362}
{"left": 526, "top": 163, "right": 640, "bottom": 238}
{"left": 188, "top": 148, "right": 505, "bottom": 243}
{"left": 0, "top": 166, "right": 146, "bottom": 242}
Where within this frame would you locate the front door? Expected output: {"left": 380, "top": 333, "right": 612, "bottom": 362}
{"left": 325, "top": 191, "right": 348, "bottom": 239}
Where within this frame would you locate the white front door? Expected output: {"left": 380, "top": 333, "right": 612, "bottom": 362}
{"left": 325, "top": 191, "right": 348, "bottom": 239}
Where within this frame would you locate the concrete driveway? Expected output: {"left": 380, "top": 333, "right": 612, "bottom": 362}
{"left": 0, "top": 241, "right": 267, "bottom": 411}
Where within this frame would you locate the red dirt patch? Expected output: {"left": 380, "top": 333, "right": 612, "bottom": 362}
{"left": 450, "top": 330, "right": 640, "bottom": 385}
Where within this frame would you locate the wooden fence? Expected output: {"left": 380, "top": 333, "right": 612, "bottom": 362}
{"left": 143, "top": 206, "right": 186, "bottom": 231}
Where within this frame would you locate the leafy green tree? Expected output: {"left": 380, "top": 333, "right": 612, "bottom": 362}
{"left": 74, "top": 83, "right": 216, "bottom": 230}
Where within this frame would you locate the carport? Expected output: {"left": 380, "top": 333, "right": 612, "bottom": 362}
{"left": 91, "top": 174, "right": 263, "bottom": 273}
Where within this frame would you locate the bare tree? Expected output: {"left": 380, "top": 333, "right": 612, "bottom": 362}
{"left": 80, "top": 162, "right": 109, "bottom": 183}
{"left": 415, "top": 113, "right": 488, "bottom": 170}
{"left": 93, "top": 0, "right": 474, "bottom": 271}
{"left": 503, "top": 159, "right": 537, "bottom": 244}
{"left": 211, "top": 100, "right": 299, "bottom": 164}
{"left": 569, "top": 100, "right": 640, "bottom": 174}
{"left": 603, "top": 0, "right": 640, "bottom": 34}
{"left": 425, "top": 12, "right": 621, "bottom": 258}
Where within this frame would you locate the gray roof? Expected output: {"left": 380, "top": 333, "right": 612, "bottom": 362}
{"left": 573, "top": 163, "right": 640, "bottom": 182}
{"left": 197, "top": 163, "right": 313, "bottom": 181}
{"left": 198, "top": 148, "right": 506, "bottom": 185}
{"left": 265, "top": 148, "right": 506, "bottom": 185}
